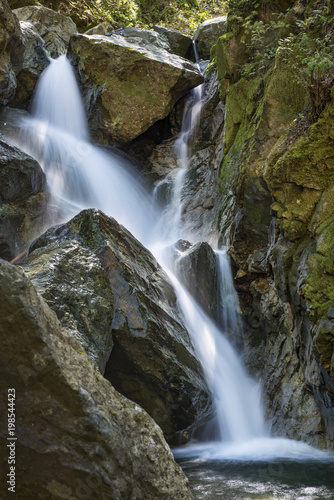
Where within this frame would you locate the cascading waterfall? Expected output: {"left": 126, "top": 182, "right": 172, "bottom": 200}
{"left": 10, "top": 54, "right": 334, "bottom": 465}
{"left": 216, "top": 249, "right": 243, "bottom": 345}
{"left": 14, "top": 55, "right": 157, "bottom": 245}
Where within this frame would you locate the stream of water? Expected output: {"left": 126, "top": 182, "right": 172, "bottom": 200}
{"left": 10, "top": 54, "right": 334, "bottom": 499}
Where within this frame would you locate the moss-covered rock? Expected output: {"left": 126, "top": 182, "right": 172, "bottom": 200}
{"left": 68, "top": 32, "right": 203, "bottom": 145}
{"left": 211, "top": 0, "right": 334, "bottom": 448}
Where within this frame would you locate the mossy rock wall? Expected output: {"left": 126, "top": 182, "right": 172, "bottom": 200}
{"left": 212, "top": 0, "right": 334, "bottom": 448}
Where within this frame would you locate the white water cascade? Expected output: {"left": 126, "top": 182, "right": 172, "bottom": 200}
{"left": 15, "top": 55, "right": 157, "bottom": 245}
{"left": 11, "top": 54, "right": 334, "bottom": 464}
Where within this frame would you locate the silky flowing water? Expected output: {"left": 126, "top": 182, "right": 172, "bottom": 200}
{"left": 10, "top": 55, "right": 334, "bottom": 499}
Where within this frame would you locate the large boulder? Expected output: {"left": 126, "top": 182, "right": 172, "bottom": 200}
{"left": 11, "top": 20, "right": 50, "bottom": 108}
{"left": 193, "top": 16, "right": 227, "bottom": 59}
{"left": 13, "top": 5, "right": 77, "bottom": 57}
{"left": 23, "top": 208, "right": 213, "bottom": 444}
{"left": 0, "top": 0, "right": 23, "bottom": 105}
{"left": 0, "top": 259, "right": 194, "bottom": 499}
{"left": 68, "top": 32, "right": 203, "bottom": 145}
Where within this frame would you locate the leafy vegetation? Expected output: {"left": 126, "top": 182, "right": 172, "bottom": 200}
{"left": 237, "top": 1, "right": 334, "bottom": 120}
{"left": 56, "top": 0, "right": 228, "bottom": 34}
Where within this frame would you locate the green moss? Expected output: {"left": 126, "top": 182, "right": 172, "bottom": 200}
{"left": 304, "top": 251, "right": 334, "bottom": 319}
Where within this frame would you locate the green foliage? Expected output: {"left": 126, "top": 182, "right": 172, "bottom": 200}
{"left": 238, "top": 2, "right": 334, "bottom": 120}
{"left": 58, "top": 0, "right": 228, "bottom": 34}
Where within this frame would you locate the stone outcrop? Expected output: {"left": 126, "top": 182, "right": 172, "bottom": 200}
{"left": 0, "top": 133, "right": 55, "bottom": 258}
{"left": 0, "top": 0, "right": 23, "bottom": 105}
{"left": 194, "top": 16, "right": 227, "bottom": 59}
{"left": 23, "top": 209, "right": 213, "bottom": 444}
{"left": 153, "top": 25, "right": 192, "bottom": 57}
{"left": 68, "top": 32, "right": 203, "bottom": 145}
{"left": 11, "top": 20, "right": 50, "bottom": 108}
{"left": 13, "top": 5, "right": 77, "bottom": 57}
{"left": 0, "top": 258, "right": 194, "bottom": 499}
{"left": 175, "top": 240, "right": 218, "bottom": 320}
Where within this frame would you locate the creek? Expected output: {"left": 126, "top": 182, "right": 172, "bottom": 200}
{"left": 10, "top": 54, "right": 334, "bottom": 499}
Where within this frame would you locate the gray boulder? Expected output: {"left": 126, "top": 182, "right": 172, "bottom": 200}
{"left": 0, "top": 0, "right": 23, "bottom": 105}
{"left": 113, "top": 26, "right": 171, "bottom": 52}
{"left": 0, "top": 259, "right": 194, "bottom": 499}
{"left": 154, "top": 25, "right": 192, "bottom": 57}
{"left": 85, "top": 21, "right": 113, "bottom": 36}
{"left": 194, "top": 16, "right": 227, "bottom": 59}
{"left": 68, "top": 32, "right": 203, "bottom": 145}
{"left": 24, "top": 208, "right": 213, "bottom": 444}
{"left": 13, "top": 5, "right": 77, "bottom": 57}
{"left": 23, "top": 239, "right": 114, "bottom": 373}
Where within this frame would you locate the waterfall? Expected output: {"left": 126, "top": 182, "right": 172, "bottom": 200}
{"left": 216, "top": 249, "right": 243, "bottom": 346}
{"left": 10, "top": 54, "right": 333, "bottom": 462}
{"left": 14, "top": 55, "right": 156, "bottom": 244}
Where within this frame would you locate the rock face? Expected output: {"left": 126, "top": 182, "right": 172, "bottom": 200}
{"left": 23, "top": 209, "right": 213, "bottom": 444}
{"left": 194, "top": 16, "right": 227, "bottom": 59}
{"left": 0, "top": 134, "right": 45, "bottom": 203}
{"left": 13, "top": 5, "right": 77, "bottom": 57}
{"left": 212, "top": 0, "right": 334, "bottom": 448}
{"left": 0, "top": 133, "right": 54, "bottom": 258}
{"left": 175, "top": 241, "right": 218, "bottom": 320}
{"left": 0, "top": 0, "right": 23, "bottom": 105}
{"left": 68, "top": 32, "right": 203, "bottom": 145}
{"left": 23, "top": 239, "right": 115, "bottom": 373}
{"left": 11, "top": 20, "right": 50, "bottom": 108}
{"left": 153, "top": 25, "right": 192, "bottom": 57}
{"left": 0, "top": 259, "right": 194, "bottom": 499}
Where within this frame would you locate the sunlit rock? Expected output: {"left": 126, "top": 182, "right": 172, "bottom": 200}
{"left": 11, "top": 21, "right": 50, "bottom": 108}
{"left": 13, "top": 5, "right": 77, "bottom": 57}
{"left": 194, "top": 16, "right": 227, "bottom": 59}
{"left": 68, "top": 32, "right": 203, "bottom": 145}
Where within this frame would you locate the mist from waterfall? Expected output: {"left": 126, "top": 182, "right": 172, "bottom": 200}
{"left": 10, "top": 54, "right": 334, "bottom": 463}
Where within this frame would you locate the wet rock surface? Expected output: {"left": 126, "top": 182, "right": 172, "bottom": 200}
{"left": 24, "top": 208, "right": 213, "bottom": 444}
{"left": 175, "top": 240, "right": 218, "bottom": 320}
{"left": 0, "top": 259, "right": 194, "bottom": 499}
{"left": 0, "top": 133, "right": 56, "bottom": 257}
